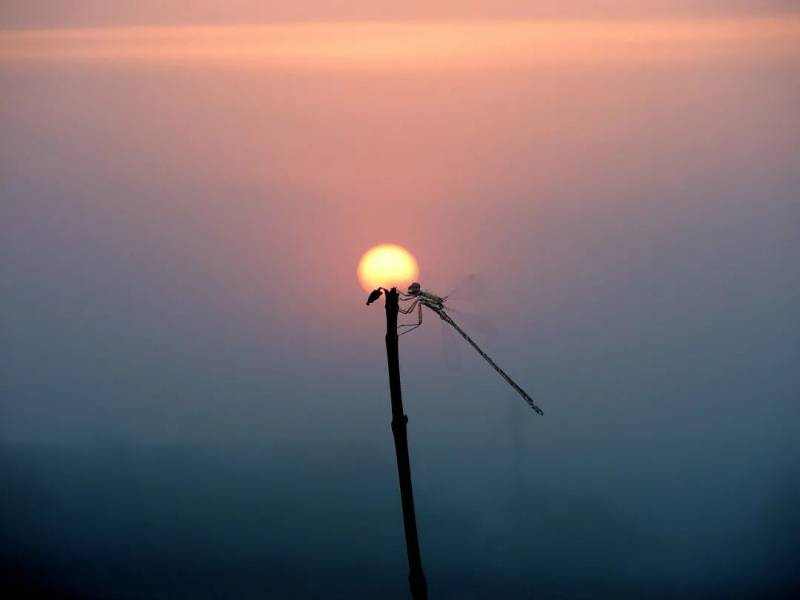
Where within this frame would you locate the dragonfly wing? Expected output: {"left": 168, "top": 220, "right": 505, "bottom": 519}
{"left": 440, "top": 315, "right": 464, "bottom": 371}
{"left": 444, "top": 273, "right": 487, "bottom": 303}
{"left": 444, "top": 305, "right": 497, "bottom": 341}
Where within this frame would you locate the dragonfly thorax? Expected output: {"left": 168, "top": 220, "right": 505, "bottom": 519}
{"left": 407, "top": 282, "right": 445, "bottom": 308}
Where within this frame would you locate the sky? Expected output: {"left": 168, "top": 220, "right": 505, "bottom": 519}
{"left": 1, "top": 2, "right": 799, "bottom": 598}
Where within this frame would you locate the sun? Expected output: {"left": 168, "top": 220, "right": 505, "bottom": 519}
{"left": 357, "top": 244, "right": 419, "bottom": 292}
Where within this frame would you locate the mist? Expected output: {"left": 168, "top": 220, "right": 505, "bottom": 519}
{"left": 1, "top": 9, "right": 799, "bottom": 599}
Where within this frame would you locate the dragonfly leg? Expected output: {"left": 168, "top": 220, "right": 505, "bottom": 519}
{"left": 398, "top": 302, "right": 423, "bottom": 335}
{"left": 399, "top": 299, "right": 419, "bottom": 314}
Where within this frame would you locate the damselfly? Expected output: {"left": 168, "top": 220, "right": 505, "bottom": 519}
{"left": 399, "top": 280, "right": 544, "bottom": 416}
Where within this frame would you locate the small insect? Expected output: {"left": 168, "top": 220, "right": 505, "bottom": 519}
{"left": 399, "top": 281, "right": 543, "bottom": 416}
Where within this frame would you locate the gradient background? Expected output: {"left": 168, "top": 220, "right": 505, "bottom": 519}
{"left": 2, "top": 2, "right": 799, "bottom": 598}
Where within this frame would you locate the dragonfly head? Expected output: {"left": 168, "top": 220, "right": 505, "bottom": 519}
{"left": 407, "top": 282, "right": 421, "bottom": 296}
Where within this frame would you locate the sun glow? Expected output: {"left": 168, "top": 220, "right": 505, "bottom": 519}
{"left": 357, "top": 244, "right": 419, "bottom": 293}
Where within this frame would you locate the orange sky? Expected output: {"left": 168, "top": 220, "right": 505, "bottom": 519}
{"left": 2, "top": 18, "right": 799, "bottom": 67}
{"left": 0, "top": 0, "right": 794, "bottom": 27}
